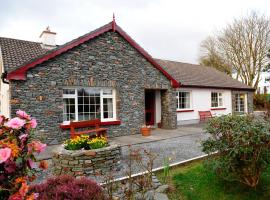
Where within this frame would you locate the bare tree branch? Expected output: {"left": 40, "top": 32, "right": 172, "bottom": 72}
{"left": 199, "top": 11, "right": 270, "bottom": 89}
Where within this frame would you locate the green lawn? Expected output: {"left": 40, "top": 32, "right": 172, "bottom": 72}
{"left": 157, "top": 161, "right": 270, "bottom": 200}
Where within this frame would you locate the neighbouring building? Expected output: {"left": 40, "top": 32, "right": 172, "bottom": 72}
{"left": 257, "top": 71, "right": 270, "bottom": 95}
{"left": 0, "top": 20, "right": 254, "bottom": 144}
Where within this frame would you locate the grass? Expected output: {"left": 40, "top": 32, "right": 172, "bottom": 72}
{"left": 156, "top": 161, "right": 270, "bottom": 200}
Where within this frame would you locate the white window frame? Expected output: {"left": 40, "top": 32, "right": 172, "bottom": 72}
{"left": 62, "top": 87, "right": 116, "bottom": 123}
{"left": 211, "top": 91, "right": 224, "bottom": 108}
{"left": 235, "top": 93, "right": 247, "bottom": 113}
{"left": 176, "top": 91, "right": 192, "bottom": 110}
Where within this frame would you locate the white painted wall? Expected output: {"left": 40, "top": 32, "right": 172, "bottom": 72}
{"left": 177, "top": 88, "right": 232, "bottom": 125}
{"left": 0, "top": 47, "right": 10, "bottom": 117}
{"left": 155, "top": 90, "right": 161, "bottom": 124}
{"left": 257, "top": 72, "right": 270, "bottom": 94}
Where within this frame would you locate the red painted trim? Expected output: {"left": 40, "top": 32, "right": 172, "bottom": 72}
{"left": 210, "top": 108, "right": 226, "bottom": 111}
{"left": 7, "top": 21, "right": 180, "bottom": 88}
{"left": 176, "top": 109, "right": 194, "bottom": 113}
{"left": 60, "top": 120, "right": 121, "bottom": 130}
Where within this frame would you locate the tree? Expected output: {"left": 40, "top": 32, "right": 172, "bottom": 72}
{"left": 199, "top": 12, "right": 270, "bottom": 89}
{"left": 199, "top": 37, "right": 232, "bottom": 75}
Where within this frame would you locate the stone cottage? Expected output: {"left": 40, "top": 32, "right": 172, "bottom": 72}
{"left": 0, "top": 19, "right": 254, "bottom": 144}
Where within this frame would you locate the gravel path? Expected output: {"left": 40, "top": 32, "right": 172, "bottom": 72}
{"left": 34, "top": 131, "right": 208, "bottom": 184}
{"left": 117, "top": 132, "right": 208, "bottom": 176}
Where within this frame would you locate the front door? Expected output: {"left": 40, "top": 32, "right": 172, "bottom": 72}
{"left": 145, "top": 90, "right": 155, "bottom": 125}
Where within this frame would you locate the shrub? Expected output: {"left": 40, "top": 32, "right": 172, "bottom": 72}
{"left": 64, "top": 135, "right": 107, "bottom": 150}
{"left": 254, "top": 93, "right": 268, "bottom": 110}
{"left": 202, "top": 115, "right": 270, "bottom": 187}
{"left": 0, "top": 110, "right": 47, "bottom": 200}
{"left": 29, "top": 175, "right": 106, "bottom": 200}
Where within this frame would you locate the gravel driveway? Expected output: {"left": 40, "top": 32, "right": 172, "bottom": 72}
{"left": 35, "top": 125, "right": 209, "bottom": 183}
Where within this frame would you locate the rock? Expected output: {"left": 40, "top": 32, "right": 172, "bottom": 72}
{"left": 156, "top": 185, "right": 169, "bottom": 193}
{"left": 145, "top": 190, "right": 155, "bottom": 200}
{"left": 154, "top": 193, "right": 169, "bottom": 200}
{"left": 134, "top": 192, "right": 144, "bottom": 200}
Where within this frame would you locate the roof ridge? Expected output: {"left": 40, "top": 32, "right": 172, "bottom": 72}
{"left": 155, "top": 58, "right": 201, "bottom": 66}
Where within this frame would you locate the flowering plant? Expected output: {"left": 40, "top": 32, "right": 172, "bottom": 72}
{"left": 64, "top": 135, "right": 108, "bottom": 150}
{"left": 0, "top": 110, "right": 47, "bottom": 200}
{"left": 141, "top": 125, "right": 151, "bottom": 129}
{"left": 87, "top": 136, "right": 108, "bottom": 149}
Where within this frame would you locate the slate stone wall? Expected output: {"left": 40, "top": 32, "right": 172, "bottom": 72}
{"left": 9, "top": 31, "right": 177, "bottom": 144}
{"left": 52, "top": 143, "right": 121, "bottom": 177}
{"left": 231, "top": 90, "right": 254, "bottom": 114}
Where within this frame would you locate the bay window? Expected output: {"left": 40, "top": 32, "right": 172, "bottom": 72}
{"left": 177, "top": 91, "right": 191, "bottom": 110}
{"left": 63, "top": 88, "right": 116, "bottom": 123}
{"left": 211, "top": 92, "right": 223, "bottom": 108}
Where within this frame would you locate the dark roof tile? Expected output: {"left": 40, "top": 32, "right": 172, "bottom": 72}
{"left": 0, "top": 37, "right": 48, "bottom": 72}
{"left": 155, "top": 59, "right": 254, "bottom": 90}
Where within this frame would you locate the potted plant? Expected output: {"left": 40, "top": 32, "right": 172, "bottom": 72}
{"left": 140, "top": 125, "right": 151, "bottom": 136}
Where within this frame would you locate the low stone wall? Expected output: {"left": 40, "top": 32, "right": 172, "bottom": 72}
{"left": 52, "top": 143, "right": 121, "bottom": 177}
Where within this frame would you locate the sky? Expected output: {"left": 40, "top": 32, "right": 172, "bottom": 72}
{"left": 0, "top": 0, "right": 270, "bottom": 64}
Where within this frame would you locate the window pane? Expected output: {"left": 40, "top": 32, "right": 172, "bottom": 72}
{"left": 63, "top": 98, "right": 75, "bottom": 121}
{"left": 77, "top": 88, "right": 101, "bottom": 121}
{"left": 63, "top": 89, "right": 75, "bottom": 95}
{"left": 211, "top": 92, "right": 218, "bottom": 107}
{"left": 103, "top": 89, "right": 112, "bottom": 95}
{"left": 103, "top": 98, "right": 113, "bottom": 119}
{"left": 235, "top": 94, "right": 245, "bottom": 112}
{"left": 177, "top": 92, "right": 190, "bottom": 109}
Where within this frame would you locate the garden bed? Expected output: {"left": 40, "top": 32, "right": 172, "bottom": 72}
{"left": 52, "top": 143, "right": 121, "bottom": 177}
{"left": 157, "top": 161, "right": 270, "bottom": 200}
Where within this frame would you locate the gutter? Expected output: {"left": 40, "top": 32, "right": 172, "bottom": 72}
{"left": 1, "top": 71, "right": 9, "bottom": 84}
{"left": 0, "top": 46, "right": 9, "bottom": 84}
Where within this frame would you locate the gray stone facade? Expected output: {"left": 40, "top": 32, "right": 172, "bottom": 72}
{"left": 231, "top": 90, "right": 254, "bottom": 114}
{"left": 9, "top": 31, "right": 177, "bottom": 144}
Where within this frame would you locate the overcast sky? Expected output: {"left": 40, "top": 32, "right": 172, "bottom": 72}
{"left": 0, "top": 0, "right": 270, "bottom": 64}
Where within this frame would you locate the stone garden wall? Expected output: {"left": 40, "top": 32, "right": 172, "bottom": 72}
{"left": 52, "top": 143, "right": 121, "bottom": 177}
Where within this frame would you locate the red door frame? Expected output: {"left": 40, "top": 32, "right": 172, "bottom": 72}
{"left": 145, "top": 90, "right": 155, "bottom": 125}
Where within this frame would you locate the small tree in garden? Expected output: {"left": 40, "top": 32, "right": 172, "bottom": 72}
{"left": 202, "top": 115, "right": 270, "bottom": 187}
{"left": 0, "top": 110, "right": 47, "bottom": 200}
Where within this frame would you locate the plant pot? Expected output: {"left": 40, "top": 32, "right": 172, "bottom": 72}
{"left": 141, "top": 127, "right": 151, "bottom": 136}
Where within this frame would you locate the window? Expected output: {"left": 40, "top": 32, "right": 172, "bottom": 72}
{"left": 211, "top": 92, "right": 223, "bottom": 108}
{"left": 176, "top": 91, "right": 191, "bottom": 109}
{"left": 235, "top": 93, "right": 246, "bottom": 113}
{"left": 63, "top": 88, "right": 116, "bottom": 122}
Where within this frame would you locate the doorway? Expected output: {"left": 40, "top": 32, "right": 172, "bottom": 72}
{"left": 145, "top": 90, "right": 155, "bottom": 125}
